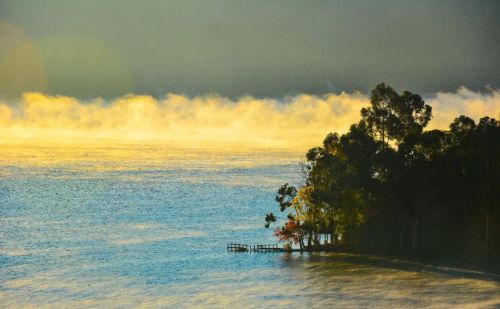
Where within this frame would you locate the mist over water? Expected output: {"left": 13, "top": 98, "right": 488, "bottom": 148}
{"left": 1, "top": 88, "right": 499, "bottom": 149}
{"left": 1, "top": 144, "right": 499, "bottom": 308}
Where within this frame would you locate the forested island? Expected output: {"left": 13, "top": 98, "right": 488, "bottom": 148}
{"left": 265, "top": 83, "right": 499, "bottom": 259}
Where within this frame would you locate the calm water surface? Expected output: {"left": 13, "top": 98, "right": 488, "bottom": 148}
{"left": 1, "top": 144, "right": 499, "bottom": 308}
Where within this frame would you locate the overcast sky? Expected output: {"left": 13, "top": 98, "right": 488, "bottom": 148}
{"left": 1, "top": 0, "right": 499, "bottom": 99}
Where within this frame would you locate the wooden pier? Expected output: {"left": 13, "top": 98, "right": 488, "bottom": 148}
{"left": 227, "top": 243, "right": 284, "bottom": 252}
{"left": 227, "top": 243, "right": 249, "bottom": 252}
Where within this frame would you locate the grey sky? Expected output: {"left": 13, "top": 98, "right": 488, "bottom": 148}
{"left": 1, "top": 0, "right": 499, "bottom": 99}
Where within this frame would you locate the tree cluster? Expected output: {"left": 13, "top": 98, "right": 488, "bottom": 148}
{"left": 265, "top": 83, "right": 500, "bottom": 257}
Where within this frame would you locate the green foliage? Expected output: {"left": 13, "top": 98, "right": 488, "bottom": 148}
{"left": 361, "top": 83, "right": 432, "bottom": 146}
{"left": 275, "top": 183, "right": 297, "bottom": 212}
{"left": 264, "top": 213, "right": 276, "bottom": 228}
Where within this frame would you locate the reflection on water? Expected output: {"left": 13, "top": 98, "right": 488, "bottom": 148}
{"left": 1, "top": 144, "right": 499, "bottom": 308}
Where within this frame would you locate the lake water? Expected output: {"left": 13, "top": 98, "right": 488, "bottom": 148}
{"left": 1, "top": 144, "right": 499, "bottom": 308}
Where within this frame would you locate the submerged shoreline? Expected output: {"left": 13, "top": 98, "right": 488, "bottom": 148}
{"left": 230, "top": 243, "right": 500, "bottom": 277}
{"left": 298, "top": 249, "right": 500, "bottom": 278}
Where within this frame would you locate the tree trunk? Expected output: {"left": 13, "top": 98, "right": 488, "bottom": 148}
{"left": 422, "top": 176, "right": 429, "bottom": 251}
{"left": 399, "top": 189, "right": 405, "bottom": 251}
{"left": 412, "top": 216, "right": 418, "bottom": 250}
{"left": 411, "top": 183, "right": 421, "bottom": 251}
{"left": 485, "top": 208, "right": 490, "bottom": 251}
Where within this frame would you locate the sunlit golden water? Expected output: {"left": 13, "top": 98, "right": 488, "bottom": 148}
{"left": 1, "top": 143, "right": 499, "bottom": 308}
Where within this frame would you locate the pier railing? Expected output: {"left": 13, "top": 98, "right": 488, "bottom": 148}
{"left": 227, "top": 243, "right": 283, "bottom": 252}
